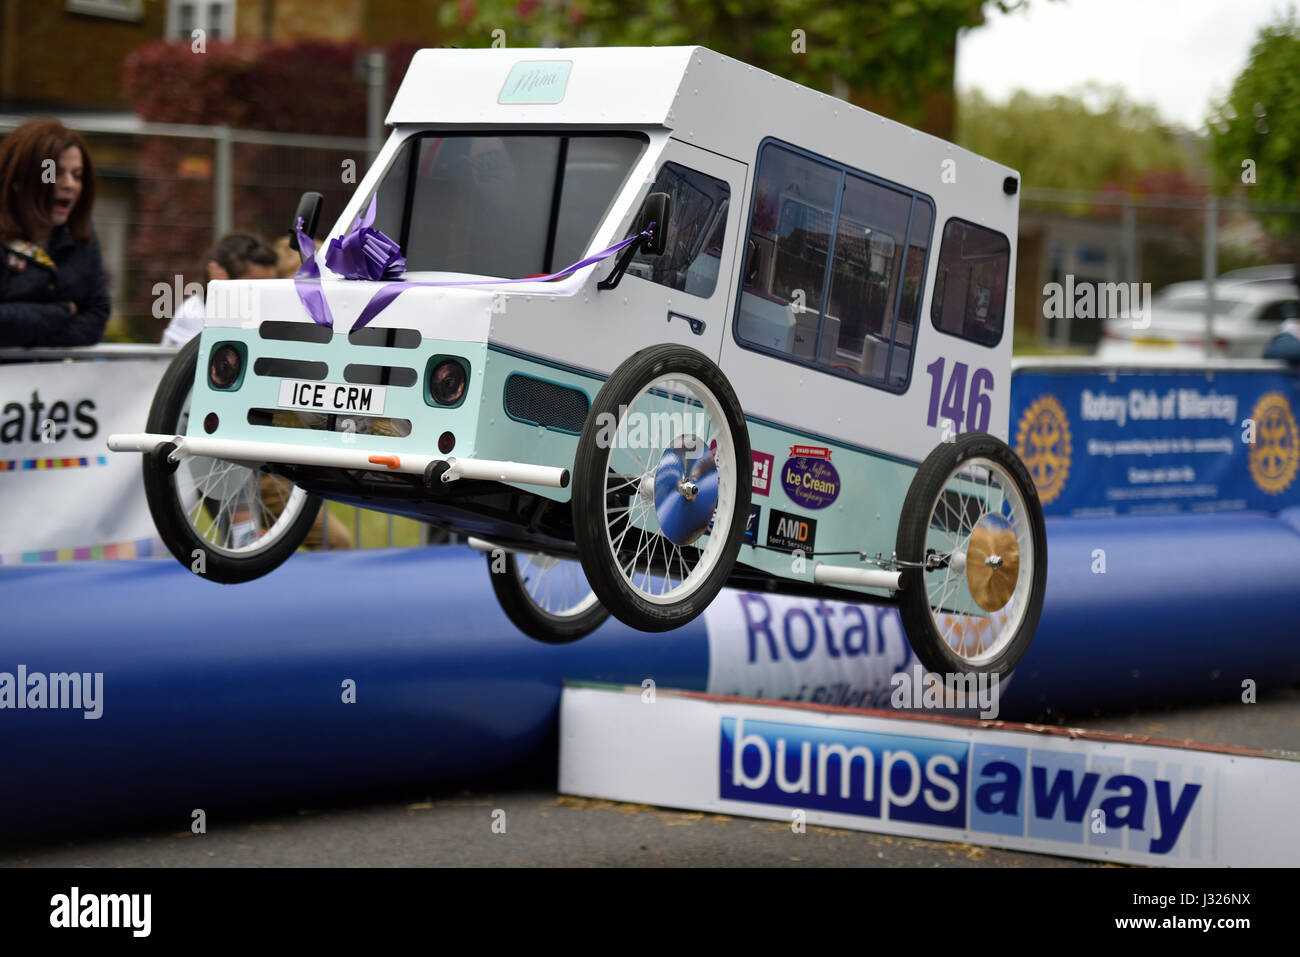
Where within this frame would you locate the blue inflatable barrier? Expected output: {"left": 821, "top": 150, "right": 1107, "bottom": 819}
{"left": 3, "top": 511, "right": 1300, "bottom": 841}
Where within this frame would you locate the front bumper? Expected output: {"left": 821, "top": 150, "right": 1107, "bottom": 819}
{"left": 106, "top": 432, "right": 570, "bottom": 488}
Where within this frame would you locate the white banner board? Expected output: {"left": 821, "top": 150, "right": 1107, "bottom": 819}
{"left": 559, "top": 685, "right": 1300, "bottom": 867}
{"left": 0, "top": 356, "right": 170, "bottom": 561}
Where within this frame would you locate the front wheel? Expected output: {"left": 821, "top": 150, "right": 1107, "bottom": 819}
{"left": 895, "top": 432, "right": 1047, "bottom": 676}
{"left": 486, "top": 551, "right": 609, "bottom": 644}
{"left": 572, "top": 344, "right": 751, "bottom": 632}
{"left": 142, "top": 336, "right": 321, "bottom": 584}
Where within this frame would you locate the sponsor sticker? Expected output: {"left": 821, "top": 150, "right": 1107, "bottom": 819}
{"left": 766, "top": 508, "right": 815, "bottom": 553}
{"left": 499, "top": 60, "right": 573, "bottom": 104}
{"left": 781, "top": 453, "right": 841, "bottom": 509}
{"left": 744, "top": 504, "right": 760, "bottom": 544}
{"left": 751, "top": 450, "right": 773, "bottom": 496}
{"left": 788, "top": 444, "right": 831, "bottom": 459}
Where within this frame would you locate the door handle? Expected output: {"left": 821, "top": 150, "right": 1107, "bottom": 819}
{"left": 668, "top": 311, "right": 705, "bottom": 336}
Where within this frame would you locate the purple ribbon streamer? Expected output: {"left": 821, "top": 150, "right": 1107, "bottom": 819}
{"left": 291, "top": 212, "right": 654, "bottom": 332}
{"left": 292, "top": 216, "right": 335, "bottom": 329}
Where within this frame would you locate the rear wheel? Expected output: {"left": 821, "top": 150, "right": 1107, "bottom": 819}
{"left": 572, "top": 344, "right": 751, "bottom": 632}
{"left": 142, "top": 337, "right": 321, "bottom": 583}
{"left": 486, "top": 551, "right": 609, "bottom": 644}
{"left": 895, "top": 432, "right": 1047, "bottom": 676}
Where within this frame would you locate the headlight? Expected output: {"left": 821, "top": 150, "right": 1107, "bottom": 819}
{"left": 429, "top": 359, "right": 467, "bottom": 406}
{"left": 209, "top": 343, "right": 244, "bottom": 390}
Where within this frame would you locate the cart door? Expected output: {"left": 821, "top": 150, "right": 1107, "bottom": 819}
{"left": 602, "top": 140, "right": 748, "bottom": 365}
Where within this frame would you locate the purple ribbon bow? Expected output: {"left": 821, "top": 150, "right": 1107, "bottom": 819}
{"left": 324, "top": 196, "right": 406, "bottom": 282}
{"left": 292, "top": 200, "right": 654, "bottom": 332}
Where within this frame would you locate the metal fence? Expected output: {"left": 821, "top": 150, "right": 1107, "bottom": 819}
{"left": 1019, "top": 186, "right": 1300, "bottom": 354}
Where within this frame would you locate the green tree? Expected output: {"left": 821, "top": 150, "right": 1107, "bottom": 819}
{"left": 448, "top": 0, "right": 1035, "bottom": 135}
{"left": 1207, "top": 10, "right": 1300, "bottom": 242}
{"left": 956, "top": 85, "right": 1189, "bottom": 195}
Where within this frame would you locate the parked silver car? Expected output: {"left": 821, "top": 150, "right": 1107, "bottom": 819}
{"left": 1097, "top": 276, "right": 1300, "bottom": 361}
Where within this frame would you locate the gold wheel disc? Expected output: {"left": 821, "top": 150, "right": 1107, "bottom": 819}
{"left": 965, "top": 514, "right": 1020, "bottom": 612}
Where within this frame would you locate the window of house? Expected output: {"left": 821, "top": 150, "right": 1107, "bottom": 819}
{"left": 626, "top": 163, "right": 731, "bottom": 298}
{"left": 930, "top": 219, "right": 1010, "bottom": 348}
{"left": 166, "top": 0, "right": 234, "bottom": 41}
{"left": 734, "top": 140, "right": 934, "bottom": 390}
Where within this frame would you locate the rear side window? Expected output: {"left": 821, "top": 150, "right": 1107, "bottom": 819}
{"left": 930, "top": 219, "right": 1010, "bottom": 347}
{"left": 626, "top": 163, "right": 731, "bottom": 297}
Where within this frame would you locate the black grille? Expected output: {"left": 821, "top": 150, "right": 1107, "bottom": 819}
{"left": 348, "top": 327, "right": 421, "bottom": 349}
{"left": 254, "top": 357, "right": 328, "bottom": 379}
{"left": 504, "top": 374, "right": 589, "bottom": 434}
{"left": 344, "top": 363, "right": 417, "bottom": 387}
{"left": 259, "top": 321, "right": 332, "bottom": 344}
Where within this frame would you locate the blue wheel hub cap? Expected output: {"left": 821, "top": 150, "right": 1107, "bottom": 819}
{"left": 653, "top": 435, "right": 719, "bottom": 546}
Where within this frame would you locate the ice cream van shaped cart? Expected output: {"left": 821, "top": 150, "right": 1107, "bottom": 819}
{"left": 110, "top": 47, "right": 1046, "bottom": 676}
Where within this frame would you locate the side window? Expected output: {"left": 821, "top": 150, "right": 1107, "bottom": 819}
{"left": 930, "top": 219, "right": 1010, "bottom": 347}
{"left": 735, "top": 140, "right": 933, "bottom": 389}
{"left": 627, "top": 163, "right": 731, "bottom": 297}
{"left": 1259, "top": 300, "right": 1300, "bottom": 323}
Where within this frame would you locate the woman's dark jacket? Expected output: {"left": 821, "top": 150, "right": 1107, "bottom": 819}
{"left": 0, "top": 227, "right": 111, "bottom": 347}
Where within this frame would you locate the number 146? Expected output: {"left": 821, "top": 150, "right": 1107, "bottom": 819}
{"left": 925, "top": 358, "right": 993, "bottom": 434}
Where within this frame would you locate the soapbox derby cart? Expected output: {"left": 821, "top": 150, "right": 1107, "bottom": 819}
{"left": 110, "top": 47, "right": 1047, "bottom": 677}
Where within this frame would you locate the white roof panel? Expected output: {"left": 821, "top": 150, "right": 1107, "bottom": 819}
{"left": 386, "top": 46, "right": 697, "bottom": 127}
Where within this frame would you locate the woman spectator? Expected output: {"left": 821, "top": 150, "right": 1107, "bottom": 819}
{"left": 0, "top": 118, "right": 110, "bottom": 347}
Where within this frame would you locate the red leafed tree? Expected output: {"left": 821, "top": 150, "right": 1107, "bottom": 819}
{"left": 120, "top": 39, "right": 419, "bottom": 339}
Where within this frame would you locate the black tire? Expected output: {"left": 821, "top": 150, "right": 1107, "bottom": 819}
{"left": 486, "top": 551, "right": 610, "bottom": 644}
{"left": 572, "top": 344, "right": 751, "bottom": 632}
{"left": 142, "top": 336, "right": 321, "bottom": 584}
{"left": 895, "top": 432, "right": 1047, "bottom": 677}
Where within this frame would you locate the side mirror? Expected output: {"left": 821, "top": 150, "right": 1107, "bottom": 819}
{"left": 745, "top": 239, "right": 763, "bottom": 284}
{"left": 638, "top": 192, "right": 672, "bottom": 256}
{"left": 290, "top": 191, "right": 325, "bottom": 257}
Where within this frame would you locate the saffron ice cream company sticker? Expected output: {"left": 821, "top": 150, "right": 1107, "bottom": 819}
{"left": 781, "top": 445, "right": 841, "bottom": 509}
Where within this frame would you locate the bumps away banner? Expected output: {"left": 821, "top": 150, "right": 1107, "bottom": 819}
{"left": 1011, "top": 365, "right": 1300, "bottom": 517}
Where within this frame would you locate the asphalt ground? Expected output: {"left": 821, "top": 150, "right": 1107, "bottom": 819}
{"left": 3, "top": 687, "right": 1295, "bottom": 868}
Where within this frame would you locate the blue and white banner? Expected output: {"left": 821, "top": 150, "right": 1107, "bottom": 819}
{"left": 560, "top": 685, "right": 1300, "bottom": 866}
{"left": 1011, "top": 365, "right": 1300, "bottom": 516}
{"left": 0, "top": 354, "right": 169, "bottom": 560}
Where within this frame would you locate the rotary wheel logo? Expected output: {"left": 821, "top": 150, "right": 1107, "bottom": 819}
{"left": 1015, "top": 395, "right": 1072, "bottom": 505}
{"left": 1248, "top": 392, "right": 1299, "bottom": 494}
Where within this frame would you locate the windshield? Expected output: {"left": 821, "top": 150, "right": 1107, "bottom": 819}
{"left": 367, "top": 133, "right": 647, "bottom": 278}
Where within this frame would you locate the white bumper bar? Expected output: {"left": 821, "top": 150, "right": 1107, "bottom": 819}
{"left": 106, "top": 432, "right": 570, "bottom": 489}
{"left": 813, "top": 562, "right": 901, "bottom": 592}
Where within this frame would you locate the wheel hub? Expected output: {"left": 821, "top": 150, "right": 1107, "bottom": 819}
{"left": 965, "top": 514, "right": 1020, "bottom": 612}
{"left": 653, "top": 435, "right": 719, "bottom": 546}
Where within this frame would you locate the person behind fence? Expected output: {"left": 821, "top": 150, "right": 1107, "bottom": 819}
{"left": 0, "top": 118, "right": 110, "bottom": 348}
{"left": 160, "top": 232, "right": 279, "bottom": 347}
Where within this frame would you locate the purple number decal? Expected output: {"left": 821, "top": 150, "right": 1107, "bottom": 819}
{"left": 925, "top": 358, "right": 995, "bottom": 433}
{"left": 969, "top": 367, "right": 994, "bottom": 433}
{"left": 925, "top": 357, "right": 944, "bottom": 427}
{"left": 941, "top": 361, "right": 968, "bottom": 432}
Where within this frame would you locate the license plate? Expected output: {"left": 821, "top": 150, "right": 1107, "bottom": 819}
{"left": 277, "top": 379, "right": 387, "bottom": 415}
